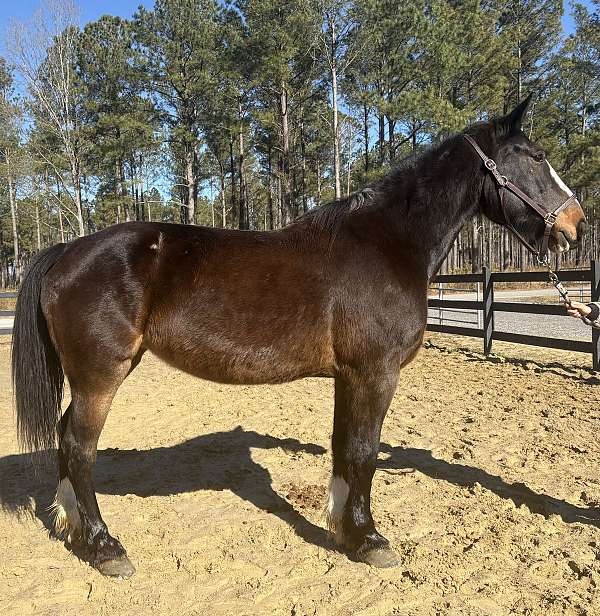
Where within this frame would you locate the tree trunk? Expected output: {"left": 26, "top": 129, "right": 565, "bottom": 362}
{"left": 35, "top": 201, "right": 42, "bottom": 250}
{"left": 329, "top": 15, "right": 341, "bottom": 200}
{"left": 115, "top": 159, "right": 122, "bottom": 223}
{"left": 229, "top": 134, "right": 237, "bottom": 226}
{"left": 184, "top": 145, "right": 196, "bottom": 224}
{"left": 316, "top": 160, "right": 322, "bottom": 208}
{"left": 218, "top": 159, "right": 227, "bottom": 228}
{"left": 387, "top": 115, "right": 395, "bottom": 161}
{"left": 363, "top": 103, "right": 369, "bottom": 174}
{"left": 378, "top": 112, "right": 385, "bottom": 164}
{"left": 267, "top": 143, "right": 274, "bottom": 230}
{"left": 346, "top": 157, "right": 351, "bottom": 196}
{"left": 56, "top": 178, "right": 65, "bottom": 243}
{"left": 280, "top": 84, "right": 292, "bottom": 224}
{"left": 71, "top": 157, "right": 85, "bottom": 236}
{"left": 300, "top": 124, "right": 307, "bottom": 214}
{"left": 276, "top": 171, "right": 282, "bottom": 228}
{"left": 130, "top": 163, "right": 138, "bottom": 221}
{"left": 238, "top": 103, "right": 248, "bottom": 230}
{"left": 6, "top": 150, "right": 20, "bottom": 283}
{"left": 471, "top": 218, "right": 481, "bottom": 273}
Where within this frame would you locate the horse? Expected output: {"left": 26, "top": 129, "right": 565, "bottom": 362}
{"left": 11, "top": 96, "right": 587, "bottom": 577}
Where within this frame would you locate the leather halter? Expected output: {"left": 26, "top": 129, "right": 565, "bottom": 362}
{"left": 464, "top": 134, "right": 579, "bottom": 264}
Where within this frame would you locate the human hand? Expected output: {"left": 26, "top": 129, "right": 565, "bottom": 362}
{"left": 566, "top": 300, "right": 592, "bottom": 319}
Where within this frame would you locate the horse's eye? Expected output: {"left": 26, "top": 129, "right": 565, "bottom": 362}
{"left": 532, "top": 151, "right": 545, "bottom": 163}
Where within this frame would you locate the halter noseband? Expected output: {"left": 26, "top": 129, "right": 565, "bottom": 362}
{"left": 464, "top": 134, "right": 579, "bottom": 264}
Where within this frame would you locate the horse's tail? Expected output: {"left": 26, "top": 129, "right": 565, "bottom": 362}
{"left": 12, "top": 243, "right": 67, "bottom": 452}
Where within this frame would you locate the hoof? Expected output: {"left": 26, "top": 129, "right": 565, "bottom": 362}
{"left": 95, "top": 555, "right": 136, "bottom": 578}
{"left": 357, "top": 545, "right": 400, "bottom": 568}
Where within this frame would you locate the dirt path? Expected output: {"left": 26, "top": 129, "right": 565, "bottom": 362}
{"left": 1, "top": 335, "right": 600, "bottom": 615}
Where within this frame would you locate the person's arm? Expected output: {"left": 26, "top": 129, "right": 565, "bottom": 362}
{"left": 567, "top": 300, "right": 600, "bottom": 328}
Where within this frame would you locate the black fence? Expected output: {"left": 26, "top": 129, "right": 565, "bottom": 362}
{"left": 427, "top": 260, "right": 600, "bottom": 370}
{"left": 0, "top": 291, "right": 16, "bottom": 336}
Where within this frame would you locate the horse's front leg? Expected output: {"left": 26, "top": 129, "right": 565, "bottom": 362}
{"left": 328, "top": 367, "right": 400, "bottom": 568}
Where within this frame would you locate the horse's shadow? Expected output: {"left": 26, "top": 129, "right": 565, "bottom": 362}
{"left": 0, "top": 427, "right": 334, "bottom": 550}
{"left": 1, "top": 428, "right": 599, "bottom": 556}
{"left": 378, "top": 443, "right": 600, "bottom": 527}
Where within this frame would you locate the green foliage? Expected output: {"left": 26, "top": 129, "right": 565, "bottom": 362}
{"left": 0, "top": 0, "right": 599, "bottom": 275}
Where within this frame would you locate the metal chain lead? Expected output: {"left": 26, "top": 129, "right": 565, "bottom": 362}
{"left": 548, "top": 269, "right": 573, "bottom": 308}
{"left": 536, "top": 254, "right": 573, "bottom": 309}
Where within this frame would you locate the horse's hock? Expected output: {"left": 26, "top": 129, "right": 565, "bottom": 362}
{"left": 1, "top": 336, "right": 599, "bottom": 614}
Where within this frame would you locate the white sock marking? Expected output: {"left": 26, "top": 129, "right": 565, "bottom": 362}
{"left": 326, "top": 475, "right": 349, "bottom": 543}
{"left": 48, "top": 477, "right": 81, "bottom": 542}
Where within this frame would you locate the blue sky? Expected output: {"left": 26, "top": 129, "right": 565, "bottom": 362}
{"left": 0, "top": 1, "right": 152, "bottom": 55}
{"left": 0, "top": 0, "right": 595, "bottom": 41}
{"left": 0, "top": 0, "right": 152, "bottom": 26}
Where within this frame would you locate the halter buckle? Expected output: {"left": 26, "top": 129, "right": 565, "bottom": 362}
{"left": 484, "top": 159, "right": 497, "bottom": 171}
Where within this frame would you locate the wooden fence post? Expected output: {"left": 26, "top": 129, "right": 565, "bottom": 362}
{"left": 592, "top": 259, "right": 599, "bottom": 371}
{"left": 483, "top": 266, "right": 493, "bottom": 355}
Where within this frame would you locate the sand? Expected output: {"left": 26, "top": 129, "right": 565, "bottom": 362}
{"left": 1, "top": 334, "right": 600, "bottom": 615}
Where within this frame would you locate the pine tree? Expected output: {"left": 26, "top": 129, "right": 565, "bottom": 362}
{"left": 134, "top": 0, "right": 220, "bottom": 224}
{"left": 76, "top": 15, "right": 159, "bottom": 225}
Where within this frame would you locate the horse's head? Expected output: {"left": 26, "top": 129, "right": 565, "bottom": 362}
{"left": 476, "top": 95, "right": 587, "bottom": 257}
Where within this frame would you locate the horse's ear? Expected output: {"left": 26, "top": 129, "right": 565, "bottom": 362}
{"left": 498, "top": 94, "right": 533, "bottom": 135}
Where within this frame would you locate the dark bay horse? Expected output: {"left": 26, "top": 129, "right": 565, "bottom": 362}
{"left": 12, "top": 97, "right": 586, "bottom": 577}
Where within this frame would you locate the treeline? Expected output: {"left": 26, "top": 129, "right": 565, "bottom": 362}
{"left": 0, "top": 0, "right": 599, "bottom": 286}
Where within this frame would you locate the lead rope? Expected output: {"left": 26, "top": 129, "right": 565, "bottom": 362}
{"left": 538, "top": 257, "right": 593, "bottom": 325}
{"left": 544, "top": 262, "right": 573, "bottom": 309}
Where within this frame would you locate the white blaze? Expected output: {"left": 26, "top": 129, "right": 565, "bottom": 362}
{"left": 546, "top": 161, "right": 573, "bottom": 197}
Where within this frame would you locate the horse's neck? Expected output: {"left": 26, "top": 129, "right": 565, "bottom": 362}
{"left": 385, "top": 155, "right": 483, "bottom": 280}
{"left": 416, "top": 191, "right": 479, "bottom": 281}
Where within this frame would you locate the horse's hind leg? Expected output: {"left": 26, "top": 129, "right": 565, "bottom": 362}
{"left": 50, "top": 401, "right": 80, "bottom": 541}
{"left": 328, "top": 368, "right": 400, "bottom": 568}
{"left": 53, "top": 359, "right": 137, "bottom": 578}
{"left": 51, "top": 349, "right": 145, "bottom": 554}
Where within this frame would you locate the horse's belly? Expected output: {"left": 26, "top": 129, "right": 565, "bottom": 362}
{"left": 144, "top": 321, "right": 334, "bottom": 385}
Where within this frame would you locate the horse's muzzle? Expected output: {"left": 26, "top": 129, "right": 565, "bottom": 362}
{"left": 550, "top": 201, "right": 587, "bottom": 252}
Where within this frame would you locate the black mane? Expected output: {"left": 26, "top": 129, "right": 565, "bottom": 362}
{"left": 298, "top": 122, "right": 492, "bottom": 234}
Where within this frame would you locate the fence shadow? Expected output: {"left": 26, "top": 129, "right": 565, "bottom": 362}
{"left": 378, "top": 443, "right": 600, "bottom": 528}
{"left": 0, "top": 426, "right": 335, "bottom": 550}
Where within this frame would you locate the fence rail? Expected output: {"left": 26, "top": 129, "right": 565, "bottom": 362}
{"left": 427, "top": 260, "right": 600, "bottom": 369}
{"left": 0, "top": 292, "right": 15, "bottom": 338}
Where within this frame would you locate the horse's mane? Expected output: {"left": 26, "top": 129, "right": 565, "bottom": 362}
{"left": 298, "top": 121, "right": 493, "bottom": 235}
{"left": 301, "top": 186, "right": 380, "bottom": 233}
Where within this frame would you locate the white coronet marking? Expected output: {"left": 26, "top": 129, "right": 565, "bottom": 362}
{"left": 48, "top": 477, "right": 81, "bottom": 543}
{"left": 326, "top": 475, "right": 349, "bottom": 544}
{"left": 547, "top": 161, "right": 573, "bottom": 197}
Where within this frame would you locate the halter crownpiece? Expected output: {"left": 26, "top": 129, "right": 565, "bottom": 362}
{"left": 463, "top": 134, "right": 579, "bottom": 264}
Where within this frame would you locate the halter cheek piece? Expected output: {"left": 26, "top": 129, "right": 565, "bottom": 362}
{"left": 463, "top": 134, "right": 579, "bottom": 265}
{"left": 463, "top": 134, "right": 594, "bottom": 322}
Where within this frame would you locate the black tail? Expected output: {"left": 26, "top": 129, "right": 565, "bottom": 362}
{"left": 12, "top": 243, "right": 67, "bottom": 452}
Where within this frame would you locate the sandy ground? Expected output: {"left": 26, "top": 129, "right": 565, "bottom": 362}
{"left": 1, "top": 334, "right": 600, "bottom": 616}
